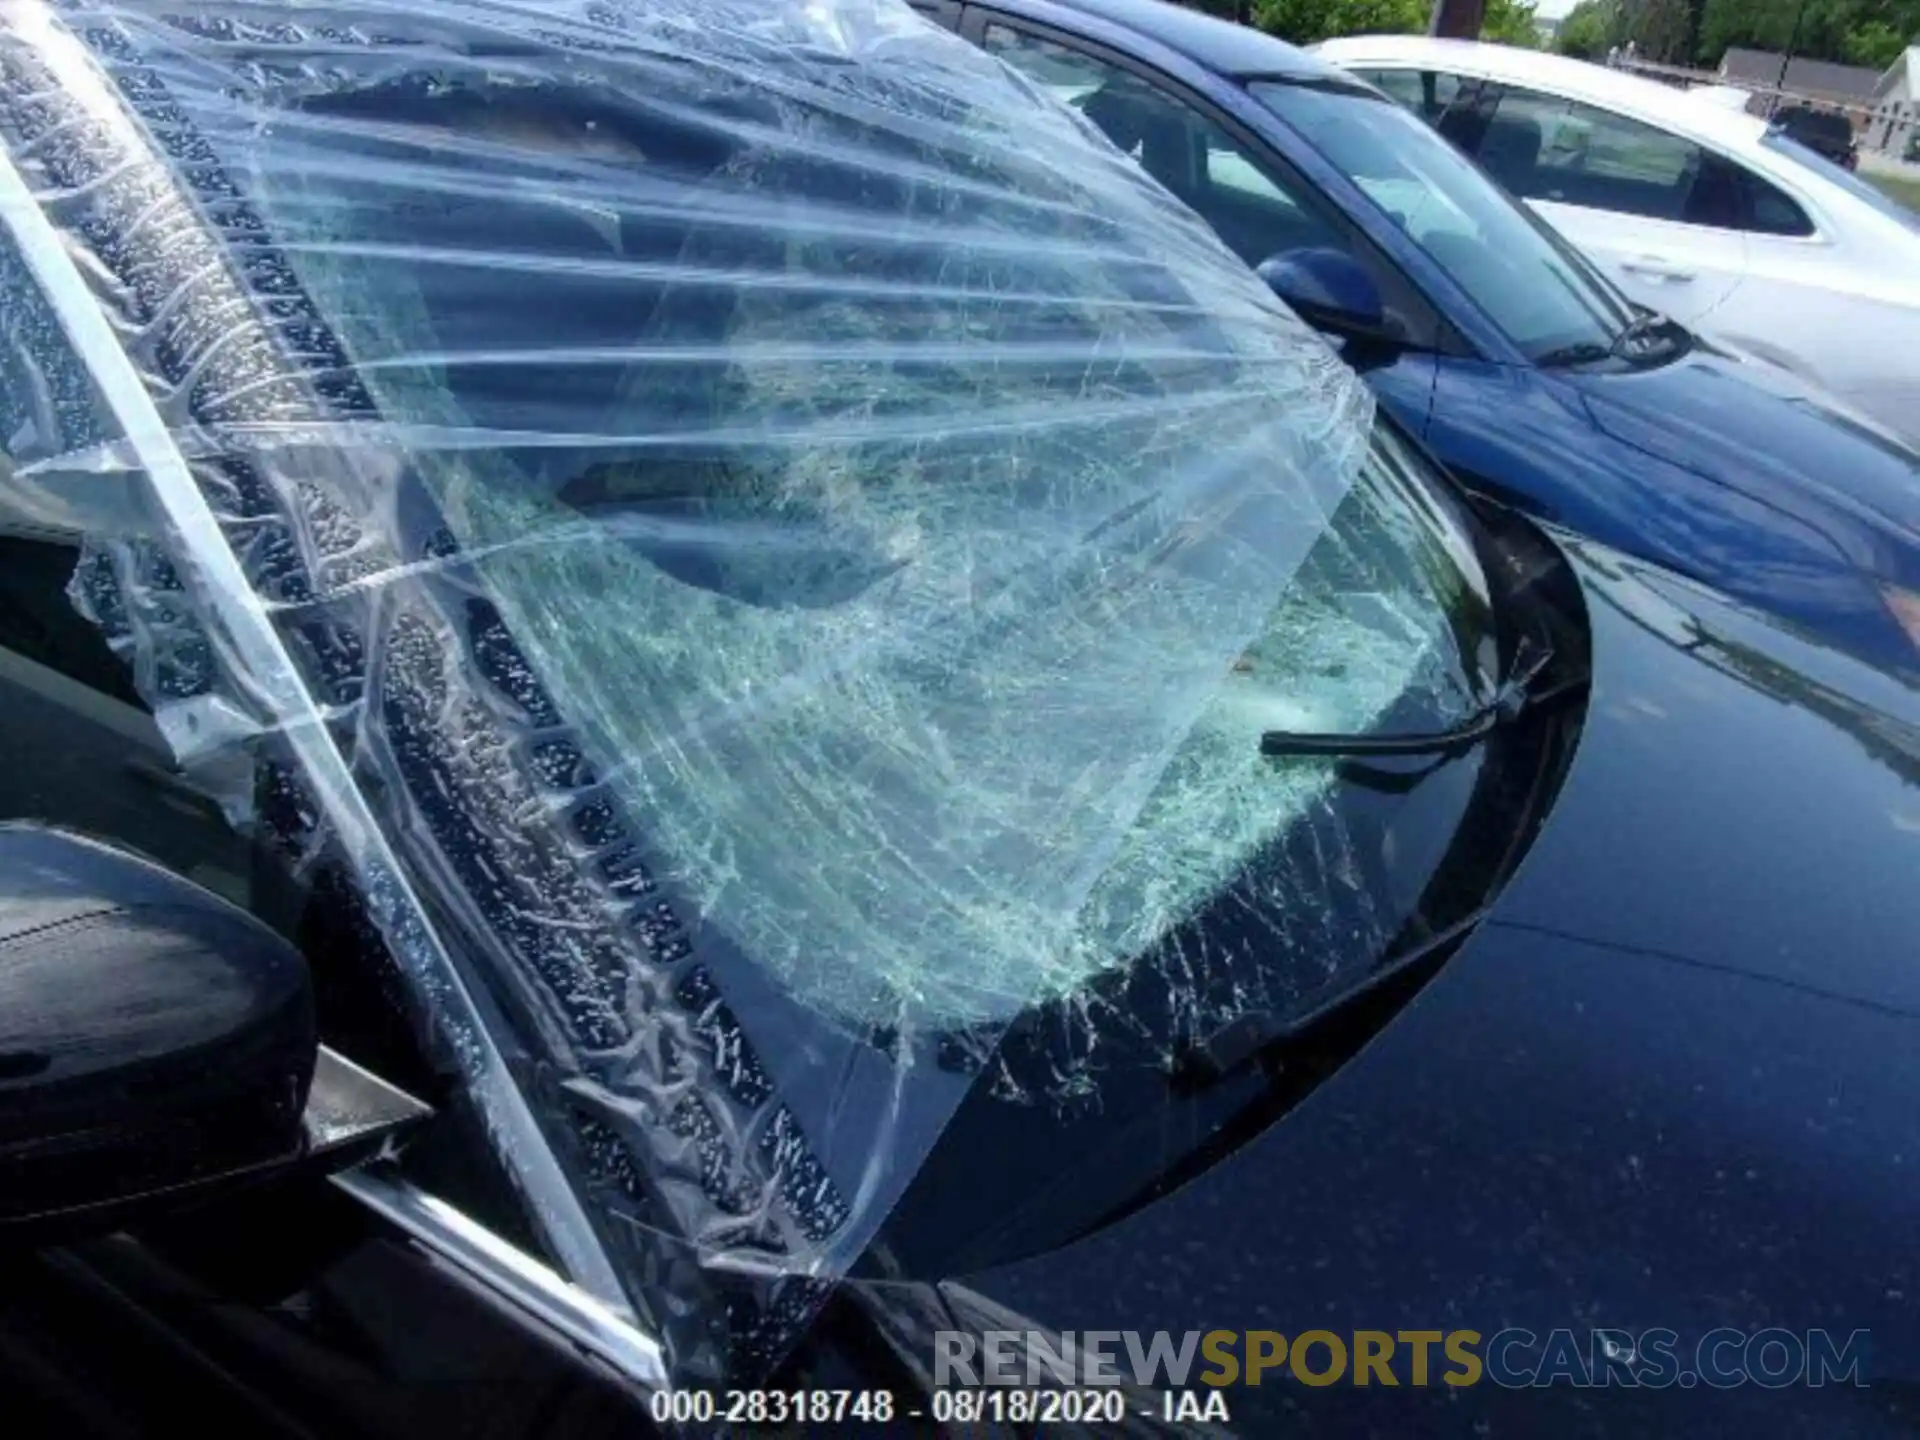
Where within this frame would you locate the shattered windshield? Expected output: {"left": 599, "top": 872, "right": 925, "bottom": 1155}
{"left": 0, "top": 0, "right": 1491, "bottom": 1384}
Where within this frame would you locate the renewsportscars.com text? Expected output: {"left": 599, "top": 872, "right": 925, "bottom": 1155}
{"left": 933, "top": 1326, "right": 1871, "bottom": 1389}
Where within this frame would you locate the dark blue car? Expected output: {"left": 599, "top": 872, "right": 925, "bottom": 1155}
{"left": 917, "top": 0, "right": 1920, "bottom": 680}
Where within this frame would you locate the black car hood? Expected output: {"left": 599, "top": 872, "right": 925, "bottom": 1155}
{"left": 1563, "top": 346, "right": 1920, "bottom": 589}
{"left": 925, "top": 538, "right": 1920, "bottom": 1435}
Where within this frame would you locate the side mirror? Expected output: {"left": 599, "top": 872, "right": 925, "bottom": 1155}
{"left": 0, "top": 823, "right": 426, "bottom": 1240}
{"left": 1256, "top": 247, "right": 1394, "bottom": 345}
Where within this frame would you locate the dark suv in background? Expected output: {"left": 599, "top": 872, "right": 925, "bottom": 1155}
{"left": 1774, "top": 103, "right": 1859, "bottom": 169}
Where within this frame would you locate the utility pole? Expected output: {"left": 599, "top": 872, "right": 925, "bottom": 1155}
{"left": 1770, "top": 0, "right": 1811, "bottom": 116}
{"left": 1681, "top": 0, "right": 1707, "bottom": 66}
{"left": 1429, "top": 0, "right": 1488, "bottom": 40}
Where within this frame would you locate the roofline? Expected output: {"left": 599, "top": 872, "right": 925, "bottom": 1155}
{"left": 1313, "top": 36, "right": 1774, "bottom": 144}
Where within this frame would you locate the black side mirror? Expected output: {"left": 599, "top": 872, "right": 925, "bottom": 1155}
{"left": 1256, "top": 246, "right": 1396, "bottom": 345}
{"left": 0, "top": 823, "right": 425, "bottom": 1240}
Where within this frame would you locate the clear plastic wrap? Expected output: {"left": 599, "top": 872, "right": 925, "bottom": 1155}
{"left": 0, "top": 0, "right": 1385, "bottom": 1383}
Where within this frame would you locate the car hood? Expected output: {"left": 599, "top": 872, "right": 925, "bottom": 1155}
{"left": 1561, "top": 345, "right": 1920, "bottom": 589}
{"left": 886, "top": 536, "right": 1920, "bottom": 1435}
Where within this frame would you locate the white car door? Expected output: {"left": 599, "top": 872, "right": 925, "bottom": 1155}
{"left": 1479, "top": 86, "right": 1748, "bottom": 328}
{"left": 1707, "top": 221, "right": 1920, "bottom": 447}
{"left": 1525, "top": 199, "right": 1745, "bottom": 324}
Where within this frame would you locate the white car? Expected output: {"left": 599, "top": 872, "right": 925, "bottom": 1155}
{"left": 1688, "top": 83, "right": 1755, "bottom": 113}
{"left": 1313, "top": 37, "right": 1920, "bottom": 447}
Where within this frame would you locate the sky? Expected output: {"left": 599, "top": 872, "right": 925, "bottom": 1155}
{"left": 1533, "top": 0, "right": 1582, "bottom": 20}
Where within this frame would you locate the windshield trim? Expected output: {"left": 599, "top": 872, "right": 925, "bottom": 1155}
{"left": 337, "top": 1166, "right": 670, "bottom": 1389}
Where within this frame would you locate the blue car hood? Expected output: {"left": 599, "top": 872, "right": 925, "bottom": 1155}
{"left": 1564, "top": 346, "right": 1920, "bottom": 587}
{"left": 928, "top": 538, "right": 1920, "bottom": 1436}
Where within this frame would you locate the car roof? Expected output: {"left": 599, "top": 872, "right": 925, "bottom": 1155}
{"left": 1001, "top": 0, "right": 1352, "bottom": 82}
{"left": 1312, "top": 35, "right": 1773, "bottom": 151}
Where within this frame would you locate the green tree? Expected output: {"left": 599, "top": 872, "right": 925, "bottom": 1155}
{"left": 1252, "top": 0, "right": 1425, "bottom": 46}
{"left": 1697, "top": 0, "right": 1919, "bottom": 70}
{"left": 1251, "top": 0, "right": 1541, "bottom": 45}
{"left": 1555, "top": 0, "right": 1622, "bottom": 57}
{"left": 1615, "top": 0, "right": 1694, "bottom": 59}
{"left": 1485, "top": 0, "right": 1546, "bottom": 45}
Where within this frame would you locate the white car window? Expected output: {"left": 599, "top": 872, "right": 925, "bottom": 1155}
{"left": 1484, "top": 87, "right": 1702, "bottom": 218}
{"left": 1487, "top": 87, "right": 1814, "bottom": 237}
{"left": 1364, "top": 71, "right": 1815, "bottom": 238}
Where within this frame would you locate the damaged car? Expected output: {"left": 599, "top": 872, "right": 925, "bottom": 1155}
{"left": 0, "top": 3, "right": 1916, "bottom": 1438}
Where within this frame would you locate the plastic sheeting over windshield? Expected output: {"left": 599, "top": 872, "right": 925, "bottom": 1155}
{"left": 0, "top": 0, "right": 1401, "bottom": 1383}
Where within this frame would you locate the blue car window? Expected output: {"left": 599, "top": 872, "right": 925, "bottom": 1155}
{"left": 980, "top": 23, "right": 1437, "bottom": 346}
{"left": 1255, "top": 81, "right": 1633, "bottom": 364}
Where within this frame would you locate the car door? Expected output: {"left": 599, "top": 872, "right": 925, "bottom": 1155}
{"left": 1354, "top": 67, "right": 1747, "bottom": 329}
{"left": 963, "top": 11, "right": 1444, "bottom": 435}
{"left": 1487, "top": 87, "right": 1749, "bottom": 328}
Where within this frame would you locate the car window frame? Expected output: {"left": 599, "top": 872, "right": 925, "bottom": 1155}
{"left": 1352, "top": 63, "right": 1830, "bottom": 246}
{"left": 960, "top": 6, "right": 1461, "bottom": 357}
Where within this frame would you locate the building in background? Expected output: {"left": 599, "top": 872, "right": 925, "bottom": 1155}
{"left": 1872, "top": 45, "right": 1919, "bottom": 159}
{"left": 1716, "top": 47, "right": 1879, "bottom": 118}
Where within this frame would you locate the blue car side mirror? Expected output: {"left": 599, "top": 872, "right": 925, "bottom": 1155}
{"left": 1256, "top": 247, "right": 1393, "bottom": 344}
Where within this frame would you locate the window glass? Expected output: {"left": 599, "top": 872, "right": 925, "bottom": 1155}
{"left": 1738, "top": 166, "right": 1815, "bottom": 236}
{"left": 1365, "top": 77, "right": 1816, "bottom": 238}
{"left": 903, "top": 0, "right": 958, "bottom": 27}
{"left": 1353, "top": 69, "right": 1507, "bottom": 158}
{"left": 1355, "top": 66, "right": 1438, "bottom": 113}
{"left": 1254, "top": 80, "right": 1634, "bottom": 362}
{"left": 981, "top": 25, "right": 1430, "bottom": 341}
{"left": 1486, "top": 87, "right": 1704, "bottom": 222}
{"left": 1355, "top": 68, "right": 1482, "bottom": 129}
{"left": 983, "top": 24, "right": 1320, "bottom": 233}
{"left": 1476, "top": 86, "right": 1813, "bottom": 236}
{"left": 1684, "top": 151, "right": 1815, "bottom": 236}
{"left": 1764, "top": 131, "right": 1920, "bottom": 235}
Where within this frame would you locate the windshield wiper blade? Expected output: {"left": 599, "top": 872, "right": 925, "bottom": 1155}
{"left": 1534, "top": 339, "right": 1613, "bottom": 368}
{"left": 1536, "top": 313, "right": 1681, "bottom": 371}
{"left": 1259, "top": 641, "right": 1583, "bottom": 760}
{"left": 1610, "top": 309, "right": 1678, "bottom": 360}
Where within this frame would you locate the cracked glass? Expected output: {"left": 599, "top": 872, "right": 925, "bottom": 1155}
{"left": 0, "top": 0, "right": 1494, "bottom": 1384}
